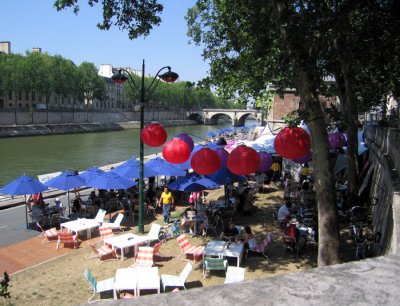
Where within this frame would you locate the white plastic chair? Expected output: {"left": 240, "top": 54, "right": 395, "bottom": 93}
{"left": 143, "top": 223, "right": 161, "bottom": 243}
{"left": 83, "top": 268, "right": 114, "bottom": 303}
{"left": 94, "top": 209, "right": 107, "bottom": 224}
{"left": 102, "top": 213, "right": 124, "bottom": 232}
{"left": 224, "top": 266, "right": 245, "bottom": 284}
{"left": 161, "top": 262, "right": 192, "bottom": 291}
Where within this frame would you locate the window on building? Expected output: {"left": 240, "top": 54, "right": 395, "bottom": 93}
{"left": 0, "top": 98, "right": 4, "bottom": 108}
{"left": 26, "top": 103, "right": 29, "bottom": 108}
{"left": 18, "top": 103, "right": 22, "bottom": 108}
{"left": 32, "top": 92, "right": 36, "bottom": 101}
{"left": 9, "top": 103, "right": 12, "bottom": 107}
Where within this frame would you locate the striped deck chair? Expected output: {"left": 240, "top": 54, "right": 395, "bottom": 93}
{"left": 203, "top": 257, "right": 228, "bottom": 278}
{"left": 40, "top": 227, "right": 59, "bottom": 244}
{"left": 129, "top": 246, "right": 154, "bottom": 268}
{"left": 56, "top": 232, "right": 78, "bottom": 250}
{"left": 89, "top": 243, "right": 118, "bottom": 264}
{"left": 246, "top": 233, "right": 274, "bottom": 259}
{"left": 176, "top": 234, "right": 204, "bottom": 263}
{"left": 153, "top": 239, "right": 166, "bottom": 261}
{"left": 98, "top": 225, "right": 114, "bottom": 246}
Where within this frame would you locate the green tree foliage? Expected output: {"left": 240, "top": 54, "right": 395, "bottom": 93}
{"left": 77, "top": 61, "right": 106, "bottom": 105}
{"left": 122, "top": 72, "right": 230, "bottom": 110}
{"left": 54, "top": 0, "right": 164, "bottom": 40}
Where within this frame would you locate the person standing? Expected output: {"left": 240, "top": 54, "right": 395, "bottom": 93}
{"left": 158, "top": 186, "right": 174, "bottom": 224}
{"left": 271, "top": 160, "right": 281, "bottom": 182}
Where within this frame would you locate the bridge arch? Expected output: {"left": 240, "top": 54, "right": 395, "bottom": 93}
{"left": 187, "top": 112, "right": 204, "bottom": 124}
{"left": 202, "top": 109, "right": 258, "bottom": 127}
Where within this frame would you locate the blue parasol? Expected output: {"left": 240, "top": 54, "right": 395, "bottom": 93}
{"left": 112, "top": 157, "right": 158, "bottom": 178}
{"left": 206, "top": 167, "right": 247, "bottom": 185}
{"left": 0, "top": 174, "right": 49, "bottom": 229}
{"left": 149, "top": 157, "right": 187, "bottom": 176}
{"left": 86, "top": 171, "right": 136, "bottom": 190}
{"left": 44, "top": 170, "right": 86, "bottom": 216}
{"left": 80, "top": 166, "right": 106, "bottom": 183}
{"left": 168, "top": 172, "right": 220, "bottom": 192}
{"left": 206, "top": 131, "right": 216, "bottom": 137}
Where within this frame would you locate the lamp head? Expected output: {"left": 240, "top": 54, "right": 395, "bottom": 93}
{"left": 111, "top": 70, "right": 128, "bottom": 84}
{"left": 159, "top": 67, "right": 179, "bottom": 83}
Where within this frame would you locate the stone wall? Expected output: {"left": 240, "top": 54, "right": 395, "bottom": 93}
{"left": 0, "top": 109, "right": 187, "bottom": 126}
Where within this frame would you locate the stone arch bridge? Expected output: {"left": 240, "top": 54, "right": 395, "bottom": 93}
{"left": 186, "top": 109, "right": 258, "bottom": 127}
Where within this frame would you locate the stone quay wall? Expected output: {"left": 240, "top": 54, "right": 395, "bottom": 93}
{"left": 0, "top": 108, "right": 188, "bottom": 126}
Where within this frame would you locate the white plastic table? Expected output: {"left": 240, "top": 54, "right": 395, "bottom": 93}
{"left": 104, "top": 233, "right": 149, "bottom": 260}
{"left": 136, "top": 267, "right": 160, "bottom": 296}
{"left": 60, "top": 218, "right": 100, "bottom": 239}
{"left": 203, "top": 240, "right": 244, "bottom": 267}
{"left": 113, "top": 268, "right": 138, "bottom": 299}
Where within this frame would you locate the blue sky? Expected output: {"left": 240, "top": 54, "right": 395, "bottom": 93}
{"left": 0, "top": 0, "right": 208, "bottom": 83}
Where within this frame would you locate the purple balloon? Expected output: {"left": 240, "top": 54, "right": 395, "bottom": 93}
{"left": 258, "top": 152, "right": 273, "bottom": 172}
{"left": 213, "top": 147, "right": 229, "bottom": 168}
{"left": 175, "top": 133, "right": 194, "bottom": 152}
{"left": 328, "top": 132, "right": 346, "bottom": 149}
{"left": 292, "top": 151, "right": 312, "bottom": 163}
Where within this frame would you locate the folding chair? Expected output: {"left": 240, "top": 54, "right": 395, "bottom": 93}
{"left": 152, "top": 239, "right": 166, "bottom": 261}
{"left": 144, "top": 223, "right": 161, "bottom": 243}
{"left": 203, "top": 257, "right": 228, "bottom": 278}
{"left": 161, "top": 263, "right": 192, "bottom": 291}
{"left": 129, "top": 246, "right": 154, "bottom": 268}
{"left": 224, "top": 266, "right": 245, "bottom": 284}
{"left": 176, "top": 234, "right": 204, "bottom": 263}
{"left": 98, "top": 225, "right": 114, "bottom": 246}
{"left": 83, "top": 268, "right": 114, "bottom": 303}
{"left": 88, "top": 243, "right": 118, "bottom": 264}
{"left": 40, "top": 227, "right": 59, "bottom": 244}
{"left": 246, "top": 233, "right": 274, "bottom": 259}
{"left": 56, "top": 232, "right": 78, "bottom": 250}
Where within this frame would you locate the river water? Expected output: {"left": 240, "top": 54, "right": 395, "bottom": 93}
{"left": 0, "top": 123, "right": 244, "bottom": 186}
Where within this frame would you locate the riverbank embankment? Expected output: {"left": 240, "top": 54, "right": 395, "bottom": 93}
{"left": 0, "top": 119, "right": 197, "bottom": 138}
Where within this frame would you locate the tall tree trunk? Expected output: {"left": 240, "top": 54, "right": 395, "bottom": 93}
{"left": 296, "top": 68, "right": 341, "bottom": 266}
{"left": 339, "top": 58, "right": 359, "bottom": 204}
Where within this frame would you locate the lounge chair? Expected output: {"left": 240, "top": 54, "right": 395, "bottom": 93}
{"left": 56, "top": 232, "right": 78, "bottom": 250}
{"left": 89, "top": 243, "right": 118, "bottom": 264}
{"left": 129, "top": 246, "right": 154, "bottom": 268}
{"left": 94, "top": 209, "right": 107, "bottom": 224}
{"left": 83, "top": 268, "right": 114, "bottom": 303}
{"left": 161, "top": 262, "right": 192, "bottom": 291}
{"left": 203, "top": 257, "right": 228, "bottom": 278}
{"left": 40, "top": 227, "right": 59, "bottom": 244}
{"left": 102, "top": 213, "right": 124, "bottom": 232}
{"left": 176, "top": 234, "right": 204, "bottom": 263}
{"left": 246, "top": 233, "right": 274, "bottom": 259}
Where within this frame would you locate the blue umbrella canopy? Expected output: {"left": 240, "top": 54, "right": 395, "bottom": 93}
{"left": 168, "top": 172, "right": 220, "bottom": 192}
{"left": 206, "top": 131, "right": 216, "bottom": 137}
{"left": 206, "top": 167, "right": 247, "bottom": 185}
{"left": 44, "top": 170, "right": 86, "bottom": 190}
{"left": 146, "top": 157, "right": 187, "bottom": 176}
{"left": 112, "top": 157, "right": 158, "bottom": 178}
{"left": 0, "top": 174, "right": 48, "bottom": 195}
{"left": 86, "top": 171, "right": 136, "bottom": 189}
{"left": 80, "top": 166, "right": 106, "bottom": 182}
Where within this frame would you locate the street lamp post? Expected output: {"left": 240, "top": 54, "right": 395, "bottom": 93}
{"left": 111, "top": 59, "right": 179, "bottom": 233}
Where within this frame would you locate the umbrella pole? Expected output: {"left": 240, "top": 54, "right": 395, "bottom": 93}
{"left": 25, "top": 195, "right": 28, "bottom": 230}
{"left": 67, "top": 190, "right": 71, "bottom": 217}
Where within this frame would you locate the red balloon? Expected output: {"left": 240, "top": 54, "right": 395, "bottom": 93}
{"left": 176, "top": 133, "right": 194, "bottom": 152}
{"left": 258, "top": 152, "right": 273, "bottom": 172}
{"left": 274, "top": 127, "right": 311, "bottom": 159}
{"left": 227, "top": 145, "right": 261, "bottom": 175}
{"left": 191, "top": 148, "right": 221, "bottom": 175}
{"left": 162, "top": 139, "right": 191, "bottom": 164}
{"left": 141, "top": 123, "right": 167, "bottom": 147}
{"left": 213, "top": 147, "right": 229, "bottom": 168}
